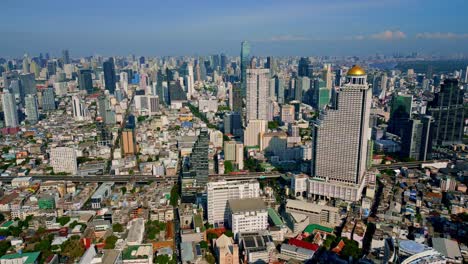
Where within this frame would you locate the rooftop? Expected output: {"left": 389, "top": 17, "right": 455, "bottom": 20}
{"left": 229, "top": 198, "right": 266, "bottom": 213}
{"left": 0, "top": 251, "right": 41, "bottom": 264}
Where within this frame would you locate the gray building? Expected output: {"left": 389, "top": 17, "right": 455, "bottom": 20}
{"left": 25, "top": 94, "right": 39, "bottom": 124}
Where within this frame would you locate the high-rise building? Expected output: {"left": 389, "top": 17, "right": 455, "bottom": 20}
{"left": 19, "top": 73, "right": 37, "bottom": 96}
{"left": 244, "top": 120, "right": 268, "bottom": 147}
{"left": 312, "top": 79, "right": 330, "bottom": 110}
{"left": 400, "top": 115, "right": 434, "bottom": 161}
{"left": 98, "top": 93, "right": 115, "bottom": 125}
{"left": 224, "top": 141, "right": 237, "bottom": 161}
{"left": 295, "top": 76, "right": 310, "bottom": 102}
{"left": 281, "top": 104, "right": 295, "bottom": 124}
{"left": 50, "top": 147, "right": 78, "bottom": 174}
{"left": 235, "top": 142, "right": 244, "bottom": 170}
{"left": 103, "top": 59, "right": 116, "bottom": 94}
{"left": 62, "top": 49, "right": 70, "bottom": 64}
{"left": 25, "top": 94, "right": 39, "bottom": 124}
{"left": 191, "top": 129, "right": 209, "bottom": 186}
{"left": 72, "top": 95, "right": 89, "bottom": 121}
{"left": 78, "top": 69, "right": 93, "bottom": 94}
{"left": 22, "top": 56, "right": 30, "bottom": 73}
{"left": 323, "top": 64, "right": 333, "bottom": 90}
{"left": 298, "top": 57, "right": 310, "bottom": 77}
{"left": 122, "top": 129, "right": 137, "bottom": 155}
{"left": 335, "top": 68, "right": 343, "bottom": 87}
{"left": 207, "top": 180, "right": 260, "bottom": 225}
{"left": 230, "top": 83, "right": 243, "bottom": 113}
{"left": 42, "top": 87, "right": 56, "bottom": 111}
{"left": 388, "top": 94, "right": 413, "bottom": 137}
{"left": 246, "top": 69, "right": 270, "bottom": 122}
{"left": 275, "top": 76, "right": 285, "bottom": 104}
{"left": 310, "top": 65, "right": 371, "bottom": 201}
{"left": 120, "top": 72, "right": 129, "bottom": 93}
{"left": 2, "top": 90, "right": 19, "bottom": 128}
{"left": 428, "top": 79, "right": 466, "bottom": 145}
{"left": 228, "top": 198, "right": 268, "bottom": 235}
{"left": 240, "top": 41, "right": 250, "bottom": 97}
{"left": 224, "top": 112, "right": 242, "bottom": 137}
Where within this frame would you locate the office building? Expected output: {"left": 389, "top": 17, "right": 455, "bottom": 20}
{"left": 78, "top": 69, "right": 93, "bottom": 94}
{"left": 72, "top": 95, "right": 89, "bottom": 121}
{"left": 19, "top": 73, "right": 36, "bottom": 96}
{"left": 224, "top": 112, "right": 242, "bottom": 137}
{"left": 50, "top": 147, "right": 78, "bottom": 174}
{"left": 2, "top": 90, "right": 19, "bottom": 128}
{"left": 244, "top": 119, "right": 268, "bottom": 147}
{"left": 388, "top": 94, "right": 413, "bottom": 137}
{"left": 285, "top": 199, "right": 340, "bottom": 228}
{"left": 224, "top": 141, "right": 237, "bottom": 161}
{"left": 240, "top": 41, "right": 250, "bottom": 97}
{"left": 25, "top": 94, "right": 39, "bottom": 124}
{"left": 228, "top": 198, "right": 268, "bottom": 235}
{"left": 122, "top": 129, "right": 137, "bottom": 155}
{"left": 207, "top": 180, "right": 260, "bottom": 226}
{"left": 246, "top": 68, "right": 270, "bottom": 122}
{"left": 310, "top": 65, "right": 371, "bottom": 201}
{"left": 400, "top": 115, "right": 434, "bottom": 161}
{"left": 275, "top": 75, "right": 285, "bottom": 104}
{"left": 42, "top": 87, "right": 55, "bottom": 110}
{"left": 103, "top": 58, "right": 116, "bottom": 94}
{"left": 428, "top": 79, "right": 466, "bottom": 145}
{"left": 298, "top": 57, "right": 310, "bottom": 77}
{"left": 323, "top": 64, "right": 333, "bottom": 89}
{"left": 312, "top": 79, "right": 330, "bottom": 110}
{"left": 234, "top": 142, "right": 244, "bottom": 170}
{"left": 230, "top": 83, "right": 243, "bottom": 113}
{"left": 62, "top": 49, "right": 70, "bottom": 64}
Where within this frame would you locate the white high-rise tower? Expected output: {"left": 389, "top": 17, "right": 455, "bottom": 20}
{"left": 2, "top": 90, "right": 19, "bottom": 128}
{"left": 246, "top": 68, "right": 270, "bottom": 122}
{"left": 309, "top": 65, "right": 371, "bottom": 201}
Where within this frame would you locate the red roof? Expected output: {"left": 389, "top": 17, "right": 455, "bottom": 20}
{"left": 288, "top": 238, "right": 319, "bottom": 251}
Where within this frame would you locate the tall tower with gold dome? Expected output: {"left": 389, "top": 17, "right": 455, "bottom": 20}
{"left": 310, "top": 65, "right": 372, "bottom": 202}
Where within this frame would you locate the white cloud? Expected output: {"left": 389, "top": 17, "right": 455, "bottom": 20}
{"left": 371, "top": 30, "right": 407, "bottom": 40}
{"left": 416, "top": 32, "right": 468, "bottom": 39}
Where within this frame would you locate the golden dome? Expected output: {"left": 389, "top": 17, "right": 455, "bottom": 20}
{"left": 347, "top": 65, "right": 366, "bottom": 76}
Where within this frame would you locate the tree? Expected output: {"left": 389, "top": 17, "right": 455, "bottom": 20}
{"left": 224, "top": 161, "right": 234, "bottom": 173}
{"left": 268, "top": 120, "right": 280, "bottom": 129}
{"left": 205, "top": 253, "right": 216, "bottom": 264}
{"left": 200, "top": 241, "right": 208, "bottom": 249}
{"left": 104, "top": 235, "right": 118, "bottom": 249}
{"left": 0, "top": 241, "right": 11, "bottom": 256}
{"left": 0, "top": 213, "right": 5, "bottom": 223}
{"left": 121, "top": 187, "right": 127, "bottom": 195}
{"left": 170, "top": 185, "right": 179, "bottom": 207}
{"left": 224, "top": 230, "right": 234, "bottom": 237}
{"left": 112, "top": 223, "right": 124, "bottom": 233}
{"left": 207, "top": 232, "right": 219, "bottom": 243}
{"left": 57, "top": 216, "right": 71, "bottom": 226}
{"left": 61, "top": 236, "right": 85, "bottom": 261}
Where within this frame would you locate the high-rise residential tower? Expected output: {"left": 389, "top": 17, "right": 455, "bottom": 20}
{"left": 310, "top": 65, "right": 371, "bottom": 201}
{"left": 2, "top": 90, "right": 19, "bottom": 128}
{"left": 246, "top": 68, "right": 270, "bottom": 122}
{"left": 25, "top": 94, "right": 39, "bottom": 124}
{"left": 103, "top": 58, "right": 116, "bottom": 94}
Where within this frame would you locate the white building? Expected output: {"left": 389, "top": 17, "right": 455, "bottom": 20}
{"left": 244, "top": 119, "right": 268, "bottom": 147}
{"left": 72, "top": 95, "right": 90, "bottom": 121}
{"left": 285, "top": 199, "right": 340, "bottom": 228}
{"left": 50, "top": 147, "right": 78, "bottom": 174}
{"left": 207, "top": 180, "right": 260, "bottom": 226}
{"left": 310, "top": 65, "right": 371, "bottom": 201}
{"left": 2, "top": 90, "right": 19, "bottom": 128}
{"left": 246, "top": 69, "right": 270, "bottom": 122}
{"left": 228, "top": 198, "right": 268, "bottom": 235}
{"left": 291, "top": 174, "right": 308, "bottom": 198}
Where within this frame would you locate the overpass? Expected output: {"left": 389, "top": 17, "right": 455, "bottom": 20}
{"left": 371, "top": 160, "right": 450, "bottom": 170}
{"left": 0, "top": 172, "right": 283, "bottom": 183}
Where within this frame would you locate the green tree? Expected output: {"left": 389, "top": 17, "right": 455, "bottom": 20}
{"left": 170, "top": 185, "right": 179, "bottom": 207}
{"left": 104, "top": 235, "right": 118, "bottom": 249}
{"left": 205, "top": 253, "right": 216, "bottom": 264}
{"left": 57, "top": 216, "right": 71, "bottom": 226}
{"left": 224, "top": 230, "right": 234, "bottom": 237}
{"left": 61, "top": 236, "right": 85, "bottom": 261}
{"left": 224, "top": 161, "right": 234, "bottom": 173}
{"left": 200, "top": 241, "right": 208, "bottom": 249}
{"left": 207, "top": 232, "right": 218, "bottom": 242}
{"left": 121, "top": 187, "right": 127, "bottom": 195}
{"left": 0, "top": 241, "right": 11, "bottom": 256}
{"left": 112, "top": 223, "right": 124, "bottom": 233}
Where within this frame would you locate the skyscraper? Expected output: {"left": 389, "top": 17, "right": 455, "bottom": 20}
{"left": 388, "top": 94, "right": 413, "bottom": 137}
{"left": 231, "top": 83, "right": 243, "bottom": 113}
{"left": 19, "top": 73, "right": 37, "bottom": 96}
{"left": 42, "top": 87, "right": 56, "bottom": 111}
{"left": 62, "top": 49, "right": 70, "bottom": 64}
{"left": 78, "top": 69, "right": 93, "bottom": 94}
{"left": 310, "top": 65, "right": 371, "bottom": 201}
{"left": 2, "top": 90, "right": 19, "bottom": 128}
{"left": 323, "top": 64, "right": 333, "bottom": 90}
{"left": 240, "top": 41, "right": 250, "bottom": 97}
{"left": 191, "top": 129, "right": 209, "bottom": 186}
{"left": 298, "top": 57, "right": 310, "bottom": 77}
{"left": 428, "top": 79, "right": 466, "bottom": 145}
{"left": 400, "top": 115, "right": 434, "bottom": 161}
{"left": 246, "top": 68, "right": 270, "bottom": 122}
{"left": 103, "top": 59, "right": 116, "bottom": 94}
{"left": 244, "top": 119, "right": 268, "bottom": 147}
{"left": 224, "top": 112, "right": 242, "bottom": 137}
{"left": 25, "top": 94, "right": 39, "bottom": 124}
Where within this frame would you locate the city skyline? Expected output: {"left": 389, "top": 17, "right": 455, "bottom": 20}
{"left": 3, "top": 0, "right": 468, "bottom": 57}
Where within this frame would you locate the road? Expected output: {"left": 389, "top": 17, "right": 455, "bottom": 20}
{"left": 371, "top": 160, "right": 449, "bottom": 170}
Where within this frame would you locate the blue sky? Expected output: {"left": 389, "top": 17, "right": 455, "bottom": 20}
{"left": 2, "top": 0, "right": 468, "bottom": 57}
